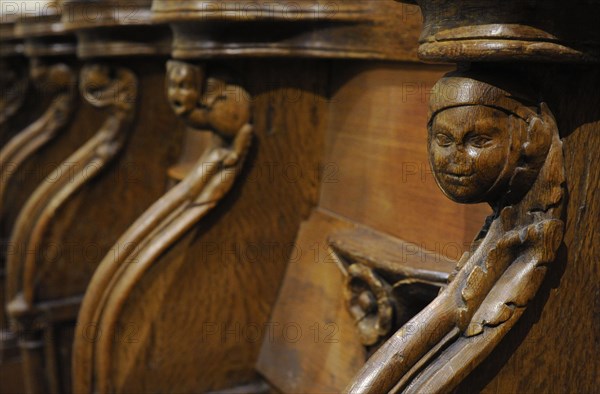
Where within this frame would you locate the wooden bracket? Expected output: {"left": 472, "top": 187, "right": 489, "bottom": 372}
{"left": 0, "top": 61, "right": 77, "bottom": 223}
{"left": 72, "top": 60, "right": 253, "bottom": 394}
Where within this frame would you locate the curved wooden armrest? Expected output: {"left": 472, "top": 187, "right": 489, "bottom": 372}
{"left": 344, "top": 71, "right": 567, "bottom": 394}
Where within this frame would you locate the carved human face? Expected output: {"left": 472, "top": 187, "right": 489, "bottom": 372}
{"left": 429, "top": 106, "right": 519, "bottom": 203}
{"left": 166, "top": 61, "right": 201, "bottom": 118}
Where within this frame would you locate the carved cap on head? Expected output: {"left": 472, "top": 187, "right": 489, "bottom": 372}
{"left": 429, "top": 71, "right": 538, "bottom": 123}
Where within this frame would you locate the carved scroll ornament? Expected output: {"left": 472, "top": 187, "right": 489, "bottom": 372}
{"left": 0, "top": 60, "right": 29, "bottom": 126}
{"left": 346, "top": 70, "right": 566, "bottom": 394}
{"left": 6, "top": 64, "right": 138, "bottom": 318}
{"left": 72, "top": 60, "right": 252, "bottom": 393}
{"left": 0, "top": 61, "right": 76, "bottom": 210}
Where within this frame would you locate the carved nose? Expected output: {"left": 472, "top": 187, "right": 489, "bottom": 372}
{"left": 446, "top": 151, "right": 473, "bottom": 174}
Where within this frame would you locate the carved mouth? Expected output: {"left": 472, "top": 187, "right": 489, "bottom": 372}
{"left": 171, "top": 101, "right": 189, "bottom": 116}
{"left": 441, "top": 172, "right": 475, "bottom": 185}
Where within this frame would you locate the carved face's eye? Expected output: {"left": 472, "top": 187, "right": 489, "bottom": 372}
{"left": 467, "top": 134, "right": 493, "bottom": 148}
{"left": 435, "top": 133, "right": 453, "bottom": 147}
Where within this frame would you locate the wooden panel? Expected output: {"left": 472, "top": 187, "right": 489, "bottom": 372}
{"left": 257, "top": 209, "right": 366, "bottom": 393}
{"left": 321, "top": 62, "right": 491, "bottom": 260}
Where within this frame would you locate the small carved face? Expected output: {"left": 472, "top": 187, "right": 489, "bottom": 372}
{"left": 166, "top": 61, "right": 202, "bottom": 118}
{"left": 429, "top": 106, "right": 519, "bottom": 203}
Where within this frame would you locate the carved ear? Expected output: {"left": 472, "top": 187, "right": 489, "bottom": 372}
{"left": 505, "top": 102, "right": 557, "bottom": 205}
{"left": 523, "top": 102, "right": 555, "bottom": 162}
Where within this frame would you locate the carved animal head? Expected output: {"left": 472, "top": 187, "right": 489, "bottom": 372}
{"left": 166, "top": 60, "right": 251, "bottom": 138}
{"left": 427, "top": 71, "right": 556, "bottom": 206}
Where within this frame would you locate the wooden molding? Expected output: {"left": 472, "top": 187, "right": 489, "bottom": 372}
{"left": 0, "top": 13, "right": 24, "bottom": 57}
{"left": 72, "top": 61, "right": 253, "bottom": 393}
{"left": 345, "top": 70, "right": 567, "bottom": 393}
{"left": 405, "top": 0, "right": 600, "bottom": 62}
{"left": 61, "top": 0, "right": 172, "bottom": 58}
{"left": 14, "top": 3, "right": 77, "bottom": 58}
{"left": 4, "top": 63, "right": 138, "bottom": 394}
{"left": 152, "top": 0, "right": 421, "bottom": 61}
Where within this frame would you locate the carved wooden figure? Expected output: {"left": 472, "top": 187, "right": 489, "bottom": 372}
{"left": 73, "top": 60, "right": 252, "bottom": 394}
{"left": 0, "top": 11, "right": 80, "bottom": 264}
{"left": 3, "top": 1, "right": 181, "bottom": 392}
{"left": 345, "top": 0, "right": 600, "bottom": 392}
{"left": 346, "top": 71, "right": 566, "bottom": 393}
{"left": 70, "top": 1, "right": 481, "bottom": 393}
{"left": 68, "top": 1, "right": 423, "bottom": 392}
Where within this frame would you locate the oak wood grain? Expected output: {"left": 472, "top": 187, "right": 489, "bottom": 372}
{"left": 73, "top": 58, "right": 329, "bottom": 393}
{"left": 321, "top": 62, "right": 491, "bottom": 260}
{"left": 257, "top": 209, "right": 366, "bottom": 393}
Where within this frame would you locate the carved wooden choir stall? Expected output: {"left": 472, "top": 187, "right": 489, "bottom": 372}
{"left": 0, "top": 0, "right": 598, "bottom": 393}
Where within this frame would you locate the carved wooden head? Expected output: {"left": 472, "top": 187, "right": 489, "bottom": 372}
{"left": 427, "top": 71, "right": 556, "bottom": 206}
{"left": 166, "top": 60, "right": 251, "bottom": 138}
{"left": 166, "top": 60, "right": 204, "bottom": 119}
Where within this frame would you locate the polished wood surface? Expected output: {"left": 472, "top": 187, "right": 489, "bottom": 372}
{"left": 345, "top": 1, "right": 600, "bottom": 392}
{"left": 74, "top": 58, "right": 329, "bottom": 393}
{"left": 457, "top": 64, "right": 600, "bottom": 394}
{"left": 1, "top": 2, "right": 182, "bottom": 392}
{"left": 257, "top": 209, "right": 366, "bottom": 393}
{"left": 0, "top": 0, "right": 596, "bottom": 393}
{"left": 258, "top": 61, "right": 492, "bottom": 393}
{"left": 322, "top": 62, "right": 491, "bottom": 258}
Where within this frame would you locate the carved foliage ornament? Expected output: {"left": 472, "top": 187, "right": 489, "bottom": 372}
{"left": 346, "top": 70, "right": 566, "bottom": 394}
{"left": 72, "top": 60, "right": 252, "bottom": 394}
{"left": 6, "top": 64, "right": 138, "bottom": 316}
